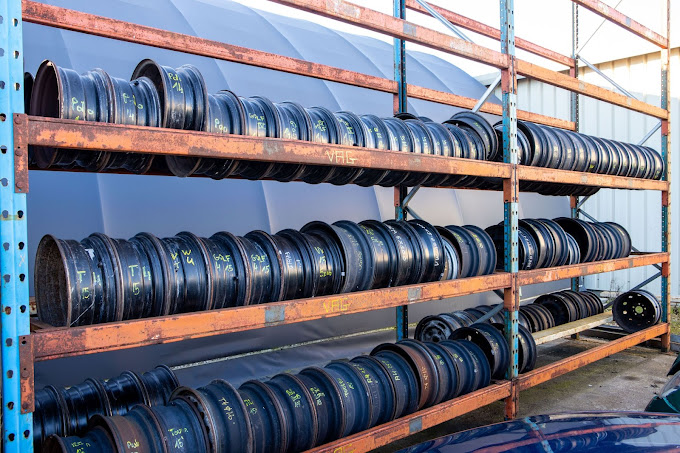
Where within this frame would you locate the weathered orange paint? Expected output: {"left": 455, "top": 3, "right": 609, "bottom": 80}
{"left": 269, "top": 0, "right": 665, "bottom": 119}
{"left": 21, "top": 1, "right": 574, "bottom": 131}
{"left": 25, "top": 116, "right": 514, "bottom": 178}
{"left": 573, "top": 0, "right": 668, "bottom": 49}
{"left": 405, "top": 0, "right": 575, "bottom": 68}
{"left": 28, "top": 273, "right": 512, "bottom": 361}
{"left": 518, "top": 322, "right": 669, "bottom": 391}
{"left": 515, "top": 60, "right": 669, "bottom": 119}
{"left": 307, "top": 383, "right": 512, "bottom": 453}
{"left": 518, "top": 253, "right": 670, "bottom": 286}
{"left": 13, "top": 114, "right": 28, "bottom": 193}
{"left": 269, "top": 0, "right": 509, "bottom": 69}
{"left": 518, "top": 164, "right": 669, "bottom": 191}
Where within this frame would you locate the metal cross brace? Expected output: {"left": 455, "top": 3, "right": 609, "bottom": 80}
{"left": 404, "top": 205, "right": 423, "bottom": 220}
{"left": 577, "top": 55, "right": 637, "bottom": 99}
{"left": 401, "top": 184, "right": 421, "bottom": 210}
{"left": 473, "top": 73, "right": 502, "bottom": 112}
{"left": 414, "top": 0, "right": 501, "bottom": 112}
{"left": 577, "top": 195, "right": 591, "bottom": 209}
{"left": 638, "top": 122, "right": 662, "bottom": 146}
{"left": 414, "top": 0, "right": 473, "bottom": 42}
{"left": 474, "top": 302, "right": 504, "bottom": 323}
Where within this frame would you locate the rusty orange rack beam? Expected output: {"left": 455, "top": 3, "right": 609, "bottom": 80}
{"left": 517, "top": 166, "right": 669, "bottom": 191}
{"left": 19, "top": 273, "right": 510, "bottom": 412}
{"left": 573, "top": 0, "right": 669, "bottom": 49}
{"left": 22, "top": 273, "right": 511, "bottom": 363}
{"left": 405, "top": 0, "right": 669, "bottom": 61}
{"left": 518, "top": 322, "right": 669, "bottom": 391}
{"left": 303, "top": 322, "right": 668, "bottom": 453}
{"left": 17, "top": 115, "right": 670, "bottom": 191}
{"left": 307, "top": 382, "right": 513, "bottom": 453}
{"left": 20, "top": 254, "right": 666, "bottom": 363}
{"left": 404, "top": 0, "right": 575, "bottom": 68}
{"left": 269, "top": 0, "right": 667, "bottom": 119}
{"left": 518, "top": 252, "right": 670, "bottom": 286}
{"left": 20, "top": 1, "right": 573, "bottom": 131}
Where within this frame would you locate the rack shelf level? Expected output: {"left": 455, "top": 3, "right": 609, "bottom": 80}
{"left": 519, "top": 322, "right": 669, "bottom": 391}
{"left": 518, "top": 252, "right": 669, "bottom": 286}
{"left": 23, "top": 273, "right": 512, "bottom": 362}
{"left": 18, "top": 115, "right": 670, "bottom": 191}
{"left": 307, "top": 382, "right": 512, "bottom": 453}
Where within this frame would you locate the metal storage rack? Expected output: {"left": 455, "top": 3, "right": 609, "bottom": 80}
{"left": 0, "top": 0, "right": 671, "bottom": 451}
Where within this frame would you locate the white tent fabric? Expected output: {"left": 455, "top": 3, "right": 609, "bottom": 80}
{"left": 25, "top": 0, "right": 569, "bottom": 387}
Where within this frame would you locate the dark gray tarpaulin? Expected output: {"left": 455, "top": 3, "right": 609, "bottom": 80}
{"left": 25, "top": 0, "right": 568, "bottom": 388}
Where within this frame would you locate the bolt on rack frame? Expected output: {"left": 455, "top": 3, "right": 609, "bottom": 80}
{"left": 1, "top": 0, "right": 672, "bottom": 452}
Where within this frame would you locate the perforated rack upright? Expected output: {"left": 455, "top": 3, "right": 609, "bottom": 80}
{"left": 0, "top": 0, "right": 671, "bottom": 451}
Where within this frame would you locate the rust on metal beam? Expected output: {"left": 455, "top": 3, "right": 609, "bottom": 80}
{"left": 518, "top": 252, "right": 670, "bottom": 286}
{"left": 404, "top": 0, "right": 575, "bottom": 67}
{"left": 572, "top": 0, "right": 668, "bottom": 49}
{"left": 22, "top": 1, "right": 575, "bottom": 131}
{"left": 13, "top": 114, "right": 28, "bottom": 193}
{"left": 517, "top": 165, "right": 670, "bottom": 191}
{"left": 270, "top": 0, "right": 663, "bottom": 118}
{"left": 19, "top": 335, "right": 34, "bottom": 414}
{"left": 29, "top": 273, "right": 512, "bottom": 361}
{"left": 25, "top": 116, "right": 514, "bottom": 178}
{"left": 504, "top": 382, "right": 519, "bottom": 420}
{"left": 309, "top": 382, "right": 512, "bottom": 453}
{"left": 516, "top": 60, "right": 668, "bottom": 119}
{"left": 518, "top": 322, "right": 669, "bottom": 391}
{"left": 269, "top": 0, "right": 509, "bottom": 69}
{"left": 22, "top": 1, "right": 397, "bottom": 94}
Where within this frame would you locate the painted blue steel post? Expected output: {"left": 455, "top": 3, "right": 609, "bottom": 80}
{"left": 394, "top": 0, "right": 408, "bottom": 341}
{"left": 660, "top": 0, "right": 671, "bottom": 352}
{"left": 393, "top": 0, "right": 407, "bottom": 114}
{"left": 1, "top": 0, "right": 32, "bottom": 451}
{"left": 501, "top": 0, "right": 519, "bottom": 419}
{"left": 570, "top": 3, "right": 581, "bottom": 293}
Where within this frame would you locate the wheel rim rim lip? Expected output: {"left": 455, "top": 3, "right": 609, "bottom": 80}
{"left": 453, "top": 339, "right": 491, "bottom": 390}
{"left": 408, "top": 219, "right": 446, "bottom": 282}
{"left": 438, "top": 340, "right": 475, "bottom": 395}
{"left": 613, "top": 289, "right": 661, "bottom": 332}
{"left": 423, "top": 341, "right": 462, "bottom": 402}
{"left": 371, "top": 350, "right": 419, "bottom": 418}
{"left": 298, "top": 366, "right": 347, "bottom": 443}
{"left": 172, "top": 379, "right": 254, "bottom": 453}
{"left": 267, "top": 373, "right": 319, "bottom": 451}
{"left": 351, "top": 356, "right": 398, "bottom": 425}
{"left": 397, "top": 339, "right": 443, "bottom": 408}
{"left": 324, "top": 361, "right": 373, "bottom": 434}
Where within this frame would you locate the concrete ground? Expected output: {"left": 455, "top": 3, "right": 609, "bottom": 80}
{"left": 374, "top": 336, "right": 676, "bottom": 452}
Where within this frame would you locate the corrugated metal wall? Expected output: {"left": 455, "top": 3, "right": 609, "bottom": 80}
{"left": 497, "top": 48, "right": 680, "bottom": 297}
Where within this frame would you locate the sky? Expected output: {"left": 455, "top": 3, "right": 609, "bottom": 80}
{"left": 230, "top": 0, "right": 675, "bottom": 79}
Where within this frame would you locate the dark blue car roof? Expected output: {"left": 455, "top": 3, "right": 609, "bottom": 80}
{"left": 399, "top": 412, "right": 680, "bottom": 452}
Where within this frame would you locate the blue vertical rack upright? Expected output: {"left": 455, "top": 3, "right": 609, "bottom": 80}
{"left": 1, "top": 0, "right": 32, "bottom": 451}
{"left": 660, "top": 0, "right": 671, "bottom": 351}
{"left": 500, "top": 0, "right": 520, "bottom": 418}
{"left": 391, "top": 0, "right": 521, "bottom": 417}
{"left": 394, "top": 0, "right": 409, "bottom": 342}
